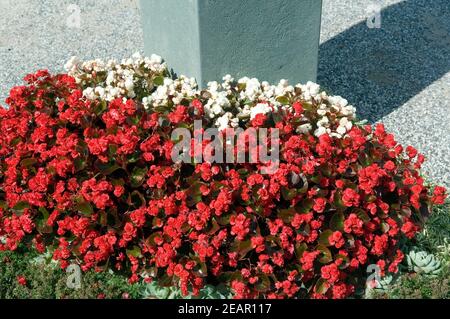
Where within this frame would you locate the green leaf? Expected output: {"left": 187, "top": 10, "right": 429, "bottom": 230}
{"left": 186, "top": 194, "right": 202, "bottom": 207}
{"left": 13, "top": 201, "right": 30, "bottom": 212}
{"left": 207, "top": 219, "right": 220, "bottom": 235}
{"left": 335, "top": 254, "right": 350, "bottom": 269}
{"left": 76, "top": 200, "right": 94, "bottom": 216}
{"left": 314, "top": 278, "right": 330, "bottom": 294}
{"left": 146, "top": 232, "right": 163, "bottom": 246}
{"left": 93, "top": 100, "right": 107, "bottom": 115}
{"left": 99, "top": 210, "right": 108, "bottom": 226}
{"left": 126, "top": 245, "right": 142, "bottom": 258}
{"left": 319, "top": 230, "right": 333, "bottom": 246}
{"left": 278, "top": 207, "right": 297, "bottom": 223}
{"left": 321, "top": 163, "right": 332, "bottom": 177}
{"left": 74, "top": 158, "right": 87, "bottom": 172}
{"left": 281, "top": 187, "right": 297, "bottom": 201}
{"left": 153, "top": 76, "right": 164, "bottom": 86}
{"left": 276, "top": 96, "right": 290, "bottom": 105}
{"left": 237, "top": 168, "right": 249, "bottom": 176}
{"left": 36, "top": 207, "right": 52, "bottom": 234}
{"left": 218, "top": 271, "right": 242, "bottom": 284}
{"left": 231, "top": 240, "right": 253, "bottom": 259}
{"left": 186, "top": 182, "right": 203, "bottom": 207}
{"left": 399, "top": 206, "right": 412, "bottom": 218}
{"left": 380, "top": 221, "right": 390, "bottom": 233}
{"left": 333, "top": 191, "right": 346, "bottom": 210}
{"left": 255, "top": 274, "right": 271, "bottom": 292}
{"left": 295, "top": 199, "right": 314, "bottom": 214}
{"left": 295, "top": 242, "right": 308, "bottom": 259}
{"left": 20, "top": 158, "right": 37, "bottom": 167}
{"left": 191, "top": 256, "right": 208, "bottom": 278}
{"left": 310, "top": 175, "right": 321, "bottom": 184}
{"left": 330, "top": 212, "right": 344, "bottom": 231}
{"left": 130, "top": 190, "right": 146, "bottom": 208}
{"left": 10, "top": 137, "right": 22, "bottom": 146}
{"left": 354, "top": 208, "right": 370, "bottom": 224}
{"left": 130, "top": 166, "right": 148, "bottom": 188}
{"left": 108, "top": 144, "right": 118, "bottom": 156}
{"left": 297, "top": 174, "right": 309, "bottom": 194}
{"left": 95, "top": 161, "right": 121, "bottom": 175}
{"left": 317, "top": 244, "right": 332, "bottom": 263}
{"left": 216, "top": 214, "right": 231, "bottom": 226}
{"left": 127, "top": 152, "right": 141, "bottom": 163}
{"left": 302, "top": 102, "right": 314, "bottom": 112}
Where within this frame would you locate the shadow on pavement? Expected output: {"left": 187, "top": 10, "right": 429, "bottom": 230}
{"left": 318, "top": 0, "right": 450, "bottom": 122}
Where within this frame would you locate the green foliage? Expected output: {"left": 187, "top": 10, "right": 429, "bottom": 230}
{"left": 416, "top": 201, "right": 450, "bottom": 263}
{"left": 0, "top": 249, "right": 140, "bottom": 299}
{"left": 140, "top": 281, "right": 233, "bottom": 299}
{"left": 370, "top": 268, "right": 450, "bottom": 299}
{"left": 369, "top": 201, "right": 450, "bottom": 299}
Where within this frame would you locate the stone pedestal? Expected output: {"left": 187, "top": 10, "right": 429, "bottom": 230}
{"left": 140, "top": 0, "right": 322, "bottom": 87}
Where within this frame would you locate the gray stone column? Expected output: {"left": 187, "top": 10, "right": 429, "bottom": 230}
{"left": 140, "top": 0, "right": 322, "bottom": 87}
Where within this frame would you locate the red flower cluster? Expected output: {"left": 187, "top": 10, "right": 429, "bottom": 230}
{"left": 0, "top": 70, "right": 447, "bottom": 299}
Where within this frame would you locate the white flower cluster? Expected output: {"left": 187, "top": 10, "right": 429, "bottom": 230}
{"left": 203, "top": 77, "right": 356, "bottom": 138}
{"left": 144, "top": 75, "right": 198, "bottom": 109}
{"left": 65, "top": 53, "right": 357, "bottom": 138}
{"left": 64, "top": 53, "right": 167, "bottom": 102}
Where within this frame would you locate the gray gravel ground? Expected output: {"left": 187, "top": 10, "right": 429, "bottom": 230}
{"left": 0, "top": 0, "right": 448, "bottom": 187}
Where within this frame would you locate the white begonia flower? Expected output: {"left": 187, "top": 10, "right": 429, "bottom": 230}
{"left": 108, "top": 87, "right": 119, "bottom": 100}
{"left": 250, "top": 103, "right": 271, "bottom": 120}
{"left": 125, "top": 77, "right": 134, "bottom": 92}
{"left": 230, "top": 117, "right": 239, "bottom": 128}
{"left": 241, "top": 105, "right": 251, "bottom": 117}
{"left": 215, "top": 112, "right": 233, "bottom": 131}
{"left": 150, "top": 54, "right": 162, "bottom": 63}
{"left": 336, "top": 125, "right": 347, "bottom": 135}
{"left": 328, "top": 95, "right": 348, "bottom": 108}
{"left": 223, "top": 74, "right": 234, "bottom": 83}
{"left": 106, "top": 71, "right": 115, "bottom": 85}
{"left": 314, "top": 126, "right": 328, "bottom": 137}
{"left": 317, "top": 103, "right": 329, "bottom": 116}
{"left": 341, "top": 105, "right": 356, "bottom": 117}
{"left": 296, "top": 123, "right": 312, "bottom": 134}
{"left": 317, "top": 116, "right": 330, "bottom": 127}
{"left": 330, "top": 104, "right": 341, "bottom": 113}
{"left": 279, "top": 79, "right": 289, "bottom": 87}
{"left": 95, "top": 86, "right": 105, "bottom": 99}
{"left": 83, "top": 87, "right": 95, "bottom": 100}
{"left": 64, "top": 56, "right": 80, "bottom": 73}
{"left": 301, "top": 81, "right": 321, "bottom": 101}
{"left": 240, "top": 77, "right": 261, "bottom": 101}
{"left": 132, "top": 52, "right": 142, "bottom": 59}
{"left": 207, "top": 81, "right": 220, "bottom": 92}
{"left": 307, "top": 81, "right": 320, "bottom": 96}
{"left": 222, "top": 74, "right": 234, "bottom": 91}
{"left": 274, "top": 79, "right": 294, "bottom": 97}
{"left": 330, "top": 132, "right": 343, "bottom": 139}
{"left": 65, "top": 53, "right": 358, "bottom": 139}
{"left": 142, "top": 97, "right": 150, "bottom": 109}
{"left": 339, "top": 117, "right": 353, "bottom": 130}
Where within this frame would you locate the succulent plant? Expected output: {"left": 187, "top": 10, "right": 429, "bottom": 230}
{"left": 406, "top": 249, "right": 442, "bottom": 276}
{"left": 364, "top": 273, "right": 395, "bottom": 298}
{"left": 375, "top": 274, "right": 394, "bottom": 290}
{"left": 140, "top": 281, "right": 233, "bottom": 299}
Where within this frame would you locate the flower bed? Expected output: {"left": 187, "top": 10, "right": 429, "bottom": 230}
{"left": 0, "top": 53, "right": 447, "bottom": 299}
